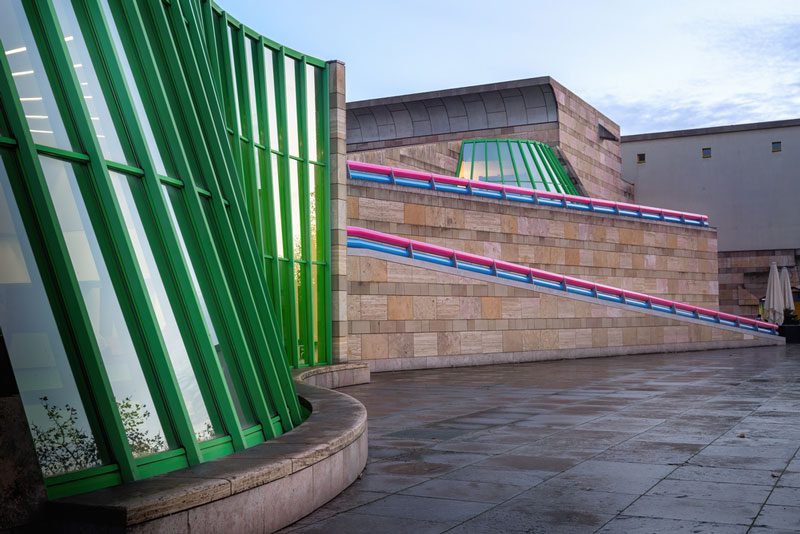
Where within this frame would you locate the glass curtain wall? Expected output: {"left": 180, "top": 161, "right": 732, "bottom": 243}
{"left": 210, "top": 7, "right": 330, "bottom": 369}
{"left": 456, "top": 138, "right": 578, "bottom": 195}
{"left": 0, "top": 0, "right": 315, "bottom": 499}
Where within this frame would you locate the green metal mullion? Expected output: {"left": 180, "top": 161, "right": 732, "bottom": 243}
{"left": 468, "top": 141, "right": 476, "bottom": 180}
{"left": 321, "top": 63, "right": 331, "bottom": 365}
{"left": 234, "top": 26, "right": 261, "bottom": 251}
{"left": 221, "top": 17, "right": 243, "bottom": 173}
{"left": 494, "top": 140, "right": 504, "bottom": 185}
{"left": 455, "top": 143, "right": 464, "bottom": 177}
{"left": 175, "top": 0, "right": 296, "bottom": 415}
{"left": 33, "top": 0, "right": 202, "bottom": 466}
{"left": 515, "top": 141, "right": 537, "bottom": 189}
{"left": 527, "top": 142, "right": 551, "bottom": 192}
{"left": 546, "top": 145, "right": 576, "bottom": 194}
{"left": 0, "top": 37, "right": 136, "bottom": 482}
{"left": 276, "top": 47, "right": 300, "bottom": 370}
{"left": 156, "top": 0, "right": 300, "bottom": 426}
{"left": 112, "top": 0, "right": 273, "bottom": 437}
{"left": 539, "top": 143, "right": 566, "bottom": 194}
{"left": 255, "top": 40, "right": 282, "bottom": 320}
{"left": 298, "top": 57, "right": 314, "bottom": 366}
{"left": 83, "top": 0, "right": 246, "bottom": 451}
{"left": 505, "top": 141, "right": 522, "bottom": 187}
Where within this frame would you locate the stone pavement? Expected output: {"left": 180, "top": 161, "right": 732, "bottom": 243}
{"left": 283, "top": 345, "right": 800, "bottom": 533}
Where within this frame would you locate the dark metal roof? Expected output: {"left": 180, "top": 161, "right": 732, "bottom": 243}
{"left": 346, "top": 77, "right": 559, "bottom": 145}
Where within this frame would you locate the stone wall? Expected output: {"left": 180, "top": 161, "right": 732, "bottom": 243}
{"left": 348, "top": 181, "right": 720, "bottom": 307}
{"left": 719, "top": 249, "right": 800, "bottom": 317}
{"left": 347, "top": 253, "right": 773, "bottom": 372}
{"left": 550, "top": 79, "right": 631, "bottom": 201}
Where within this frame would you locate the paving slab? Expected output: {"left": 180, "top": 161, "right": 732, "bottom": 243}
{"left": 281, "top": 345, "right": 800, "bottom": 533}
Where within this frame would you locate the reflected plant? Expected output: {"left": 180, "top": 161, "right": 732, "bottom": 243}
{"left": 117, "top": 396, "right": 166, "bottom": 457}
{"left": 195, "top": 421, "right": 216, "bottom": 442}
{"left": 31, "top": 396, "right": 100, "bottom": 477}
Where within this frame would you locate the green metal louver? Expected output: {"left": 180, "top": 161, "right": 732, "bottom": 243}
{"left": 0, "top": 0, "right": 329, "bottom": 498}
{"left": 456, "top": 138, "right": 578, "bottom": 195}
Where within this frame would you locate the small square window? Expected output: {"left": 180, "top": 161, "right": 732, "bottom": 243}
{"left": 636, "top": 153, "right": 646, "bottom": 164}
{"left": 702, "top": 147, "right": 711, "bottom": 158}
{"left": 772, "top": 141, "right": 782, "bottom": 152}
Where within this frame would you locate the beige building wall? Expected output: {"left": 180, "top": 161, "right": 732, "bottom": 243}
{"left": 348, "top": 181, "right": 720, "bottom": 307}
{"left": 347, "top": 253, "right": 775, "bottom": 372}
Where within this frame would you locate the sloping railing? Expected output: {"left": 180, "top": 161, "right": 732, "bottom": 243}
{"left": 348, "top": 161, "right": 710, "bottom": 228}
{"left": 347, "top": 226, "right": 778, "bottom": 336}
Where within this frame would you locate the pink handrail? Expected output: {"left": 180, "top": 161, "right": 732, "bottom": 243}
{"left": 347, "top": 226, "right": 777, "bottom": 333}
{"left": 347, "top": 160, "right": 710, "bottom": 223}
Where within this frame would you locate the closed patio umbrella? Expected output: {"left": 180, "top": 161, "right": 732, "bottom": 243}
{"left": 764, "top": 262, "right": 784, "bottom": 325}
{"left": 780, "top": 267, "right": 795, "bottom": 314}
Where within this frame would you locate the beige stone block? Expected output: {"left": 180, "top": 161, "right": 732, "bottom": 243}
{"left": 347, "top": 295, "right": 361, "bottom": 320}
{"left": 387, "top": 296, "right": 413, "bottom": 320}
{"left": 388, "top": 333, "right": 414, "bottom": 358}
{"left": 414, "top": 333, "right": 438, "bottom": 357}
{"left": 482, "top": 297, "right": 502, "bottom": 319}
{"left": 436, "top": 297, "right": 462, "bottom": 319}
{"left": 358, "top": 197, "right": 404, "bottom": 223}
{"left": 361, "top": 334, "right": 388, "bottom": 359}
{"left": 348, "top": 335, "right": 362, "bottom": 360}
{"left": 482, "top": 330, "right": 504, "bottom": 353}
{"left": 558, "top": 330, "right": 576, "bottom": 349}
{"left": 557, "top": 299, "right": 575, "bottom": 318}
{"left": 438, "top": 332, "right": 461, "bottom": 355}
{"left": 460, "top": 331, "right": 483, "bottom": 354}
{"left": 412, "top": 296, "right": 436, "bottom": 319}
{"left": 404, "top": 203, "right": 426, "bottom": 225}
{"left": 360, "top": 295, "right": 387, "bottom": 320}
{"left": 503, "top": 330, "right": 524, "bottom": 352}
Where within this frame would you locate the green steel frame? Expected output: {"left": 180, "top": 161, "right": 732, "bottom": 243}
{"left": 0, "top": 0, "right": 328, "bottom": 499}
{"left": 456, "top": 138, "right": 578, "bottom": 195}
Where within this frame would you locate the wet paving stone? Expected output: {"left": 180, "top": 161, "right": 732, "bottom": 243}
{"left": 282, "top": 345, "right": 800, "bottom": 532}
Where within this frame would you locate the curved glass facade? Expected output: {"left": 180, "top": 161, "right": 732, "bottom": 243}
{"left": 0, "top": 0, "right": 329, "bottom": 498}
{"left": 457, "top": 138, "right": 578, "bottom": 195}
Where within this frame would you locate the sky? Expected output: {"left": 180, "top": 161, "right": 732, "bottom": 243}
{"left": 219, "top": 0, "right": 800, "bottom": 135}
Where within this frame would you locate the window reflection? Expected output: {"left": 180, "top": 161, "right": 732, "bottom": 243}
{"left": 271, "top": 154, "right": 284, "bottom": 258}
{"left": 111, "top": 173, "right": 215, "bottom": 441}
{"left": 485, "top": 141, "right": 501, "bottom": 182}
{"left": 305, "top": 65, "right": 324, "bottom": 162}
{"left": 289, "top": 159, "right": 302, "bottom": 259}
{"left": 0, "top": 155, "right": 101, "bottom": 477}
{"left": 54, "top": 0, "right": 129, "bottom": 164}
{"left": 162, "top": 186, "right": 255, "bottom": 427}
{"left": 226, "top": 25, "right": 241, "bottom": 132}
{"left": 510, "top": 142, "right": 532, "bottom": 188}
{"left": 284, "top": 57, "right": 299, "bottom": 157}
{"left": 309, "top": 164, "right": 325, "bottom": 261}
{"left": 458, "top": 143, "right": 473, "bottom": 179}
{"left": 40, "top": 156, "right": 168, "bottom": 457}
{"left": 99, "top": 0, "right": 168, "bottom": 176}
{"left": 244, "top": 38, "right": 259, "bottom": 143}
{"left": 498, "top": 142, "right": 515, "bottom": 184}
{"left": 264, "top": 48, "right": 279, "bottom": 149}
{"left": 0, "top": 1, "right": 73, "bottom": 149}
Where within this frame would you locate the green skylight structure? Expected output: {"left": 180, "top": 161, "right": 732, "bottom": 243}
{"left": 457, "top": 138, "right": 578, "bottom": 195}
{"left": 0, "top": 0, "right": 329, "bottom": 498}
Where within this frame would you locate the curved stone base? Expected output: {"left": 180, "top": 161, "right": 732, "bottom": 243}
{"left": 48, "top": 382, "right": 367, "bottom": 533}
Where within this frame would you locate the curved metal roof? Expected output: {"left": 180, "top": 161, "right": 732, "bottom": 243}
{"left": 346, "top": 78, "right": 559, "bottom": 145}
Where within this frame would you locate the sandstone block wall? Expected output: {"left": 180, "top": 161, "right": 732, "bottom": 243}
{"left": 348, "top": 181, "right": 720, "bottom": 307}
{"left": 550, "top": 79, "right": 631, "bottom": 201}
{"left": 347, "top": 253, "right": 768, "bottom": 372}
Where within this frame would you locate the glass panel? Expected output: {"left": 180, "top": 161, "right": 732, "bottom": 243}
{"left": 473, "top": 142, "right": 487, "bottom": 180}
{"left": 226, "top": 25, "right": 241, "bottom": 132}
{"left": 99, "top": 0, "right": 168, "bottom": 176}
{"left": 0, "top": 1, "right": 73, "bottom": 149}
{"left": 498, "top": 141, "right": 515, "bottom": 184}
{"left": 0, "top": 156, "right": 101, "bottom": 477}
{"left": 485, "top": 142, "right": 501, "bottom": 182}
{"left": 162, "top": 185, "right": 255, "bottom": 427}
{"left": 533, "top": 145, "right": 557, "bottom": 191}
{"left": 264, "top": 48, "right": 279, "bottom": 149}
{"left": 244, "top": 37, "right": 259, "bottom": 144}
{"left": 284, "top": 56, "right": 299, "bottom": 157}
{"left": 294, "top": 263, "right": 305, "bottom": 365}
{"left": 312, "top": 265, "right": 322, "bottom": 365}
{"left": 289, "top": 159, "right": 302, "bottom": 259}
{"left": 521, "top": 143, "right": 545, "bottom": 188}
{"left": 305, "top": 65, "right": 324, "bottom": 162}
{"left": 111, "top": 173, "right": 215, "bottom": 441}
{"left": 309, "top": 163, "right": 325, "bottom": 261}
{"left": 54, "top": 0, "right": 129, "bottom": 164}
{"left": 458, "top": 143, "right": 473, "bottom": 179}
{"left": 271, "top": 153, "right": 284, "bottom": 258}
{"left": 40, "top": 156, "right": 168, "bottom": 457}
{"left": 510, "top": 142, "right": 532, "bottom": 188}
